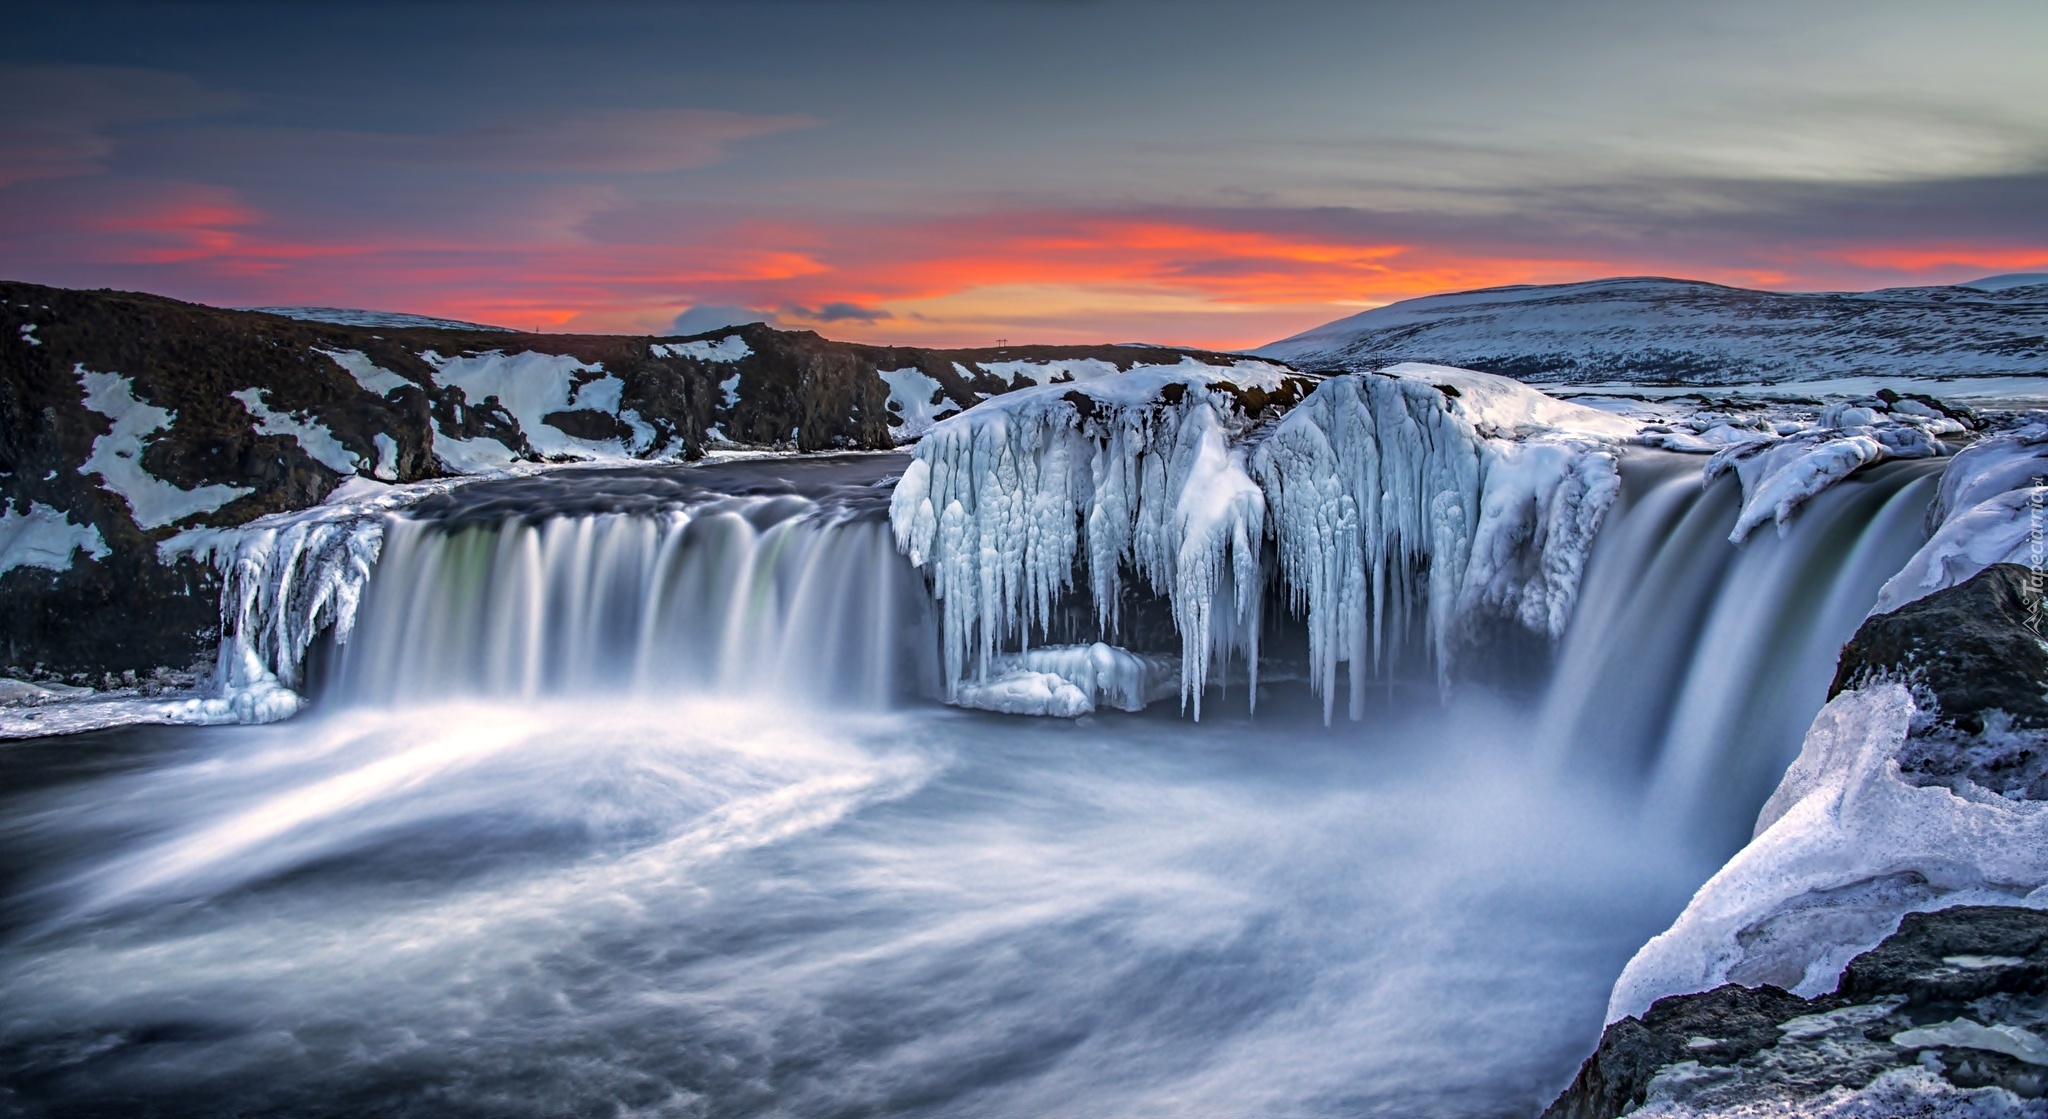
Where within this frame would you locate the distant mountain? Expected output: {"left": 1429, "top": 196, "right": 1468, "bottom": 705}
{"left": 247, "top": 306, "right": 521, "bottom": 332}
{"left": 1255, "top": 276, "right": 2048, "bottom": 384}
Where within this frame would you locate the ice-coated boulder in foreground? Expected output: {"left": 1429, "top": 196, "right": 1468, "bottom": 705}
{"left": 890, "top": 359, "right": 1640, "bottom": 720}
{"left": 1609, "top": 563, "right": 2048, "bottom": 1027}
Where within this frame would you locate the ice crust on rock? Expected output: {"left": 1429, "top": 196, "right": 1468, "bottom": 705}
{"left": 157, "top": 476, "right": 469, "bottom": 724}
{"left": 889, "top": 362, "right": 1281, "bottom": 719}
{"left": 1607, "top": 684, "right": 2048, "bottom": 1024}
{"left": 1705, "top": 422, "right": 1945, "bottom": 544}
{"left": 890, "top": 359, "right": 1633, "bottom": 721}
{"left": 951, "top": 643, "right": 1180, "bottom": 717}
{"left": 1256, "top": 364, "right": 1627, "bottom": 719}
{"left": 1875, "top": 427, "right": 2048, "bottom": 613}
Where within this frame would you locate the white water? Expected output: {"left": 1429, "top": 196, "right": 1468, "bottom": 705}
{"left": 0, "top": 450, "right": 1950, "bottom": 1115}
{"left": 1536, "top": 454, "right": 1939, "bottom": 848}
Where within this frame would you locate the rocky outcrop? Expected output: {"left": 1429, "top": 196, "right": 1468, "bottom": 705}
{"left": 1831, "top": 562, "right": 2048, "bottom": 733}
{"left": 1547, "top": 906, "right": 2048, "bottom": 1118}
{"left": 0, "top": 280, "right": 1285, "bottom": 681}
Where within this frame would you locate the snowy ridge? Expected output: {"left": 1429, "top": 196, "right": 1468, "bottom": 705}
{"left": 1256, "top": 276, "right": 2048, "bottom": 384}
{"left": 1607, "top": 684, "right": 2048, "bottom": 1023}
{"left": 890, "top": 360, "right": 1631, "bottom": 720}
{"left": 250, "top": 306, "right": 518, "bottom": 332}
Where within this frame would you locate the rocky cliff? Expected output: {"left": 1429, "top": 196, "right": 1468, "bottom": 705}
{"left": 0, "top": 281, "right": 1270, "bottom": 681}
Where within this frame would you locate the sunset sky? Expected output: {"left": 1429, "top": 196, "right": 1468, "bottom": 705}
{"left": 4, "top": 0, "right": 2045, "bottom": 348}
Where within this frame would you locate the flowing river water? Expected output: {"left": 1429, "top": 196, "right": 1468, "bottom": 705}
{"left": 0, "top": 450, "right": 1940, "bottom": 1117}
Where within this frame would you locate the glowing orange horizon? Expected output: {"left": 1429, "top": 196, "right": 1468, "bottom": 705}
{"left": 13, "top": 188, "right": 2045, "bottom": 350}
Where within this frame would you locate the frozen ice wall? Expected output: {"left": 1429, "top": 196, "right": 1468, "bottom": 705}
{"left": 890, "top": 361, "right": 1637, "bottom": 721}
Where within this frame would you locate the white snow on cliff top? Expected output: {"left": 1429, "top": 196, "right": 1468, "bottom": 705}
{"left": 250, "top": 307, "right": 519, "bottom": 333}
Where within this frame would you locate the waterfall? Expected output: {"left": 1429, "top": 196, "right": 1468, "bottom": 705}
{"left": 330, "top": 502, "right": 939, "bottom": 709}
{"left": 1534, "top": 450, "right": 1941, "bottom": 848}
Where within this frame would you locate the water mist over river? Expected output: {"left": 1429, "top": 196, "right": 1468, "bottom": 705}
{"left": 0, "top": 452, "right": 1936, "bottom": 1117}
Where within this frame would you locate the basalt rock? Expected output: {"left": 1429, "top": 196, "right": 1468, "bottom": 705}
{"left": 1830, "top": 563, "right": 2048, "bottom": 733}
{"left": 1544, "top": 906, "right": 2048, "bottom": 1118}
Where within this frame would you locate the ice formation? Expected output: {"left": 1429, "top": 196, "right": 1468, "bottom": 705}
{"left": 1256, "top": 365, "right": 1628, "bottom": 719}
{"left": 951, "top": 643, "right": 1179, "bottom": 717}
{"left": 889, "top": 362, "right": 1283, "bottom": 719}
{"left": 1705, "top": 421, "right": 1945, "bottom": 544}
{"left": 157, "top": 476, "right": 470, "bottom": 724}
{"left": 891, "top": 360, "right": 1635, "bottom": 721}
{"left": 1607, "top": 684, "right": 2048, "bottom": 1023}
{"left": 1875, "top": 426, "right": 2048, "bottom": 613}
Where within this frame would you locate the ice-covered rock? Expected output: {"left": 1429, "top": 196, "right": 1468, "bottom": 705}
{"left": 1256, "top": 365, "right": 1627, "bottom": 719}
{"left": 1606, "top": 684, "right": 2048, "bottom": 1023}
{"left": 951, "top": 643, "right": 1179, "bottom": 717}
{"left": 890, "top": 361, "right": 1297, "bottom": 718}
{"left": 1704, "top": 422, "right": 1945, "bottom": 544}
{"left": 1875, "top": 427, "right": 2048, "bottom": 613}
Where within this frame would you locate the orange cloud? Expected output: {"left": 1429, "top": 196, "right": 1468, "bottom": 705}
{"left": 12, "top": 181, "right": 2039, "bottom": 349}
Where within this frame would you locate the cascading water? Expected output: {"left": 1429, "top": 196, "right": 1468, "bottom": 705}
{"left": 335, "top": 501, "right": 937, "bottom": 710}
{"left": 1535, "top": 450, "right": 1940, "bottom": 849}
{"left": 0, "top": 439, "right": 1967, "bottom": 1118}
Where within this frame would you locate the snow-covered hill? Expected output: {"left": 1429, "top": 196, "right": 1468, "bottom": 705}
{"left": 1255, "top": 276, "right": 2048, "bottom": 385}
{"left": 248, "top": 306, "right": 519, "bottom": 332}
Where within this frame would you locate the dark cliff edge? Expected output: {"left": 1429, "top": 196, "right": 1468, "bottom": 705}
{"left": 1548, "top": 566, "right": 2048, "bottom": 1117}
{"left": 0, "top": 280, "right": 1279, "bottom": 682}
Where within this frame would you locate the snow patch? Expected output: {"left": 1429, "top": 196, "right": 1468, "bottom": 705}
{"left": 76, "top": 366, "right": 252, "bottom": 529}
{"left": 19, "top": 323, "right": 39, "bottom": 347}
{"left": 952, "top": 644, "right": 1181, "bottom": 717}
{"left": 654, "top": 335, "right": 751, "bottom": 362}
{"left": 316, "top": 348, "right": 414, "bottom": 396}
{"left": 0, "top": 502, "right": 108, "bottom": 575}
{"left": 878, "top": 367, "right": 952, "bottom": 442}
{"left": 232, "top": 387, "right": 360, "bottom": 474}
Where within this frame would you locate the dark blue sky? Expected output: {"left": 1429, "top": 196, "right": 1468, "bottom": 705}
{"left": 3, "top": 0, "right": 2043, "bottom": 345}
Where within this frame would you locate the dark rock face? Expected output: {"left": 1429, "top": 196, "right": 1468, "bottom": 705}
{"left": 1831, "top": 563, "right": 2048, "bottom": 733}
{"left": 2, "top": 281, "right": 1290, "bottom": 680}
{"left": 1544, "top": 906, "right": 2048, "bottom": 1118}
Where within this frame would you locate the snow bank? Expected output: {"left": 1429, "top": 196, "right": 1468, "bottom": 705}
{"left": 1256, "top": 365, "right": 1624, "bottom": 719}
{"left": 0, "top": 502, "right": 108, "bottom": 575}
{"left": 315, "top": 348, "right": 414, "bottom": 396}
{"left": 951, "top": 643, "right": 1179, "bottom": 717}
{"left": 77, "top": 366, "right": 252, "bottom": 529}
{"left": 1608, "top": 684, "right": 2048, "bottom": 1023}
{"left": 1875, "top": 426, "right": 2048, "bottom": 613}
{"left": 891, "top": 365, "right": 1275, "bottom": 719}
